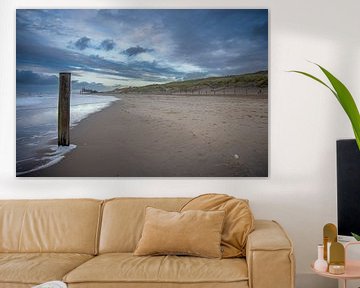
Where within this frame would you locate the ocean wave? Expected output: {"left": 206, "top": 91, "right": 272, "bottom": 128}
{"left": 16, "top": 93, "right": 118, "bottom": 175}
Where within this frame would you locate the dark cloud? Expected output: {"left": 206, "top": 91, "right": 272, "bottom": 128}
{"left": 74, "top": 36, "right": 91, "bottom": 50}
{"left": 16, "top": 69, "right": 109, "bottom": 92}
{"left": 96, "top": 9, "right": 268, "bottom": 75}
{"left": 99, "top": 39, "right": 116, "bottom": 51}
{"left": 16, "top": 70, "right": 58, "bottom": 85}
{"left": 122, "top": 46, "right": 152, "bottom": 56}
{"left": 16, "top": 9, "right": 268, "bottom": 86}
{"left": 16, "top": 41, "right": 183, "bottom": 83}
{"left": 16, "top": 9, "right": 76, "bottom": 37}
{"left": 252, "top": 22, "right": 268, "bottom": 38}
{"left": 159, "top": 10, "right": 268, "bottom": 74}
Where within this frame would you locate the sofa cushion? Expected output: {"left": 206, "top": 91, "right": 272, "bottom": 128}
{"left": 63, "top": 253, "right": 248, "bottom": 284}
{"left": 0, "top": 199, "right": 102, "bottom": 254}
{"left": 0, "top": 253, "right": 93, "bottom": 285}
{"left": 181, "top": 194, "right": 254, "bottom": 258}
{"left": 134, "top": 207, "right": 225, "bottom": 258}
{"left": 99, "top": 198, "right": 190, "bottom": 253}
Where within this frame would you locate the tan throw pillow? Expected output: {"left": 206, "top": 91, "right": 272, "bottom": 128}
{"left": 134, "top": 207, "right": 225, "bottom": 258}
{"left": 181, "top": 193, "right": 254, "bottom": 258}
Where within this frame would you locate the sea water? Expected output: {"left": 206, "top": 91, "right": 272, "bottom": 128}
{"left": 16, "top": 93, "right": 118, "bottom": 175}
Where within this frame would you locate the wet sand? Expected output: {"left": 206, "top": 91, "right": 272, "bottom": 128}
{"left": 26, "top": 94, "right": 268, "bottom": 177}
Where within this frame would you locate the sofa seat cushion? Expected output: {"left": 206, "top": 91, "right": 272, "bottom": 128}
{"left": 0, "top": 253, "right": 93, "bottom": 285}
{"left": 64, "top": 253, "right": 248, "bottom": 285}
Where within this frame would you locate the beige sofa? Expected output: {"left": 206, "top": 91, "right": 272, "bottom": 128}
{"left": 0, "top": 198, "right": 295, "bottom": 288}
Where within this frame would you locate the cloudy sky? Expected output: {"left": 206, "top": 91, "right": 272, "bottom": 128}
{"left": 16, "top": 9, "right": 268, "bottom": 92}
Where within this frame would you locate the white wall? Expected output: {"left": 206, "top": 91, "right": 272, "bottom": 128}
{"left": 1, "top": 0, "right": 359, "bottom": 287}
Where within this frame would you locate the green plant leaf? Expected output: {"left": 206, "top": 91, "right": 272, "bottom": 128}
{"left": 316, "top": 64, "right": 360, "bottom": 150}
{"left": 289, "top": 64, "right": 360, "bottom": 150}
{"left": 288, "top": 70, "right": 337, "bottom": 99}
{"left": 351, "top": 232, "right": 360, "bottom": 241}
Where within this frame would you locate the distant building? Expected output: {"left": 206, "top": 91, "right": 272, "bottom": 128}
{"left": 80, "top": 87, "right": 98, "bottom": 94}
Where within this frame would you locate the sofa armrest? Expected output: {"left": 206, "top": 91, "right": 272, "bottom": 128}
{"left": 246, "top": 220, "right": 295, "bottom": 288}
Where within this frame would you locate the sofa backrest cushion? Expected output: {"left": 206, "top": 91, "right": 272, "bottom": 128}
{"left": 0, "top": 199, "right": 102, "bottom": 254}
{"left": 99, "top": 198, "right": 189, "bottom": 253}
{"left": 181, "top": 194, "right": 254, "bottom": 258}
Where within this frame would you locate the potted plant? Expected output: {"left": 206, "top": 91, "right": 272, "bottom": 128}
{"left": 290, "top": 63, "right": 360, "bottom": 241}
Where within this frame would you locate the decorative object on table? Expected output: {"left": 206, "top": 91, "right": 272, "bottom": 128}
{"left": 32, "top": 281, "right": 67, "bottom": 288}
{"left": 329, "top": 242, "right": 345, "bottom": 275}
{"left": 328, "top": 264, "right": 345, "bottom": 275}
{"left": 312, "top": 239, "right": 360, "bottom": 288}
{"left": 289, "top": 62, "right": 360, "bottom": 150}
{"left": 314, "top": 244, "right": 328, "bottom": 272}
{"left": 323, "top": 223, "right": 337, "bottom": 262}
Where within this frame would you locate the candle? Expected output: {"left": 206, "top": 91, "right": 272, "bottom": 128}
{"left": 328, "top": 264, "right": 345, "bottom": 275}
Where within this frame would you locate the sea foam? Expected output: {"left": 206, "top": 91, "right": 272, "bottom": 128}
{"left": 16, "top": 93, "right": 118, "bottom": 175}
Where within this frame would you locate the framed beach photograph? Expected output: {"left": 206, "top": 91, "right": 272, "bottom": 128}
{"left": 16, "top": 9, "right": 268, "bottom": 177}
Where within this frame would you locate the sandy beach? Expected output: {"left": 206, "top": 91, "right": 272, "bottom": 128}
{"left": 25, "top": 94, "right": 268, "bottom": 177}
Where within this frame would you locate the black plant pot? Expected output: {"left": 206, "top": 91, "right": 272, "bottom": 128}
{"left": 337, "top": 139, "right": 360, "bottom": 237}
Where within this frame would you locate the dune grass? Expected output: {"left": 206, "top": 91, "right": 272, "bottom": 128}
{"left": 113, "top": 71, "right": 268, "bottom": 94}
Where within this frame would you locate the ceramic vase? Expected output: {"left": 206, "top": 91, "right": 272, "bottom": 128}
{"left": 314, "top": 244, "right": 328, "bottom": 272}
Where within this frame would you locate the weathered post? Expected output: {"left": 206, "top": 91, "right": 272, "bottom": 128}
{"left": 58, "top": 72, "right": 71, "bottom": 146}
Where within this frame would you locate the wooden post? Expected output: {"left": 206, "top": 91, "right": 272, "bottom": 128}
{"left": 58, "top": 72, "right": 71, "bottom": 146}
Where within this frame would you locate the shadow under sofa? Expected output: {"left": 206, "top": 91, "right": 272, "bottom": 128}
{"left": 0, "top": 198, "right": 295, "bottom": 288}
